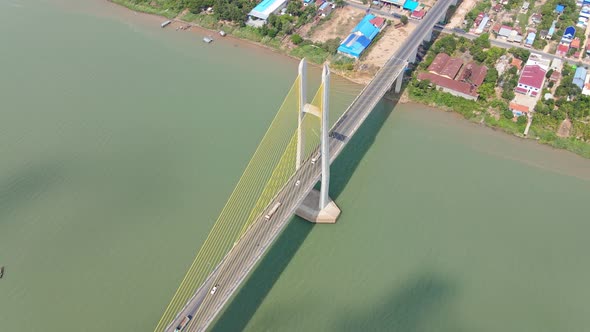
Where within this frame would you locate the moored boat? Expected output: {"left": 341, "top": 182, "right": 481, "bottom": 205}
{"left": 203, "top": 36, "right": 213, "bottom": 43}
{"left": 219, "top": 30, "right": 226, "bottom": 37}
{"left": 161, "top": 20, "right": 172, "bottom": 28}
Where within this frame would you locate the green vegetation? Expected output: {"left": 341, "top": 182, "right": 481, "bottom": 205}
{"left": 464, "top": 0, "right": 491, "bottom": 27}
{"left": 400, "top": 15, "right": 408, "bottom": 25}
{"left": 409, "top": 34, "right": 590, "bottom": 158}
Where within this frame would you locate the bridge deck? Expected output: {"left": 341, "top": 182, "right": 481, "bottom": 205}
{"left": 164, "top": 1, "right": 454, "bottom": 330}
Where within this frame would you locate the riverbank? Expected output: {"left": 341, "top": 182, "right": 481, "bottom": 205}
{"left": 108, "top": 0, "right": 407, "bottom": 85}
{"left": 108, "top": 0, "right": 590, "bottom": 159}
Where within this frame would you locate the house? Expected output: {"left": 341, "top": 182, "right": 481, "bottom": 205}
{"left": 555, "top": 4, "right": 565, "bottom": 13}
{"left": 549, "top": 70, "right": 561, "bottom": 82}
{"left": 338, "top": 14, "right": 383, "bottom": 58}
{"left": 525, "top": 32, "right": 536, "bottom": 47}
{"left": 403, "top": 0, "right": 419, "bottom": 11}
{"left": 381, "top": 0, "right": 405, "bottom": 7}
{"left": 511, "top": 57, "right": 523, "bottom": 71}
{"left": 493, "top": 3, "right": 503, "bottom": 11}
{"left": 369, "top": 16, "right": 385, "bottom": 29}
{"left": 319, "top": 2, "right": 333, "bottom": 17}
{"left": 571, "top": 38, "right": 581, "bottom": 49}
{"left": 498, "top": 26, "right": 513, "bottom": 38}
{"left": 510, "top": 102, "right": 531, "bottom": 116}
{"left": 460, "top": 62, "right": 488, "bottom": 85}
{"left": 556, "top": 43, "right": 569, "bottom": 56}
{"left": 474, "top": 12, "right": 485, "bottom": 27}
{"left": 532, "top": 13, "right": 542, "bottom": 24}
{"left": 515, "top": 64, "right": 546, "bottom": 97}
{"left": 539, "top": 30, "right": 548, "bottom": 39}
{"left": 573, "top": 67, "right": 587, "bottom": 89}
{"left": 417, "top": 55, "right": 488, "bottom": 101}
{"left": 561, "top": 26, "right": 576, "bottom": 43}
{"left": 411, "top": 9, "right": 426, "bottom": 20}
{"left": 476, "top": 15, "right": 490, "bottom": 34}
{"left": 247, "top": 0, "right": 288, "bottom": 26}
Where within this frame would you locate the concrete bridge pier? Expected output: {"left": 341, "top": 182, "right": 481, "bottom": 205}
{"left": 408, "top": 47, "right": 418, "bottom": 63}
{"left": 295, "top": 60, "right": 340, "bottom": 224}
{"left": 394, "top": 72, "right": 404, "bottom": 93}
{"left": 423, "top": 30, "right": 432, "bottom": 43}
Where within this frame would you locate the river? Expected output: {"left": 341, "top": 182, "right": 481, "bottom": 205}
{"left": 0, "top": 1, "right": 589, "bottom": 331}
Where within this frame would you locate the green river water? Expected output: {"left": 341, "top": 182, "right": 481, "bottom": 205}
{"left": 1, "top": 1, "right": 589, "bottom": 331}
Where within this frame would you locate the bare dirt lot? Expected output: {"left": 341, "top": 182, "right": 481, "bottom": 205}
{"left": 362, "top": 23, "right": 416, "bottom": 68}
{"left": 448, "top": 0, "right": 477, "bottom": 28}
{"left": 309, "top": 6, "right": 366, "bottom": 42}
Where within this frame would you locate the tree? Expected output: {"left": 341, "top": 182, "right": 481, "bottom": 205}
{"left": 291, "top": 34, "right": 303, "bottom": 45}
{"left": 503, "top": 108, "right": 514, "bottom": 119}
{"left": 334, "top": 0, "right": 345, "bottom": 7}
{"left": 502, "top": 89, "right": 515, "bottom": 101}
{"left": 473, "top": 33, "right": 491, "bottom": 49}
{"left": 322, "top": 38, "right": 342, "bottom": 54}
{"left": 545, "top": 69, "right": 554, "bottom": 79}
{"left": 517, "top": 115, "right": 527, "bottom": 125}
{"left": 400, "top": 15, "right": 408, "bottom": 25}
{"left": 478, "top": 82, "right": 495, "bottom": 99}
{"left": 485, "top": 68, "right": 499, "bottom": 84}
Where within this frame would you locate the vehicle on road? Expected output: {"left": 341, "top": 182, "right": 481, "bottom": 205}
{"left": 264, "top": 202, "right": 282, "bottom": 220}
{"left": 295, "top": 180, "right": 300, "bottom": 186}
{"left": 311, "top": 153, "right": 321, "bottom": 164}
{"left": 175, "top": 315, "right": 192, "bottom": 332}
{"left": 210, "top": 284, "right": 219, "bottom": 295}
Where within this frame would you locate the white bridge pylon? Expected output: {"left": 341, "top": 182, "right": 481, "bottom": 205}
{"left": 295, "top": 59, "right": 340, "bottom": 223}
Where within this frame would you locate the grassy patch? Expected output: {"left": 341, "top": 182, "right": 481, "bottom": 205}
{"left": 290, "top": 45, "right": 330, "bottom": 64}
{"left": 111, "top": 0, "right": 179, "bottom": 19}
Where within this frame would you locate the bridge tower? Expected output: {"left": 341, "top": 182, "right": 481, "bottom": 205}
{"left": 295, "top": 58, "right": 341, "bottom": 224}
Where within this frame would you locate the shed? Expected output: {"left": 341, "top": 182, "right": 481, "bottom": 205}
{"left": 573, "top": 67, "right": 587, "bottom": 89}
{"left": 555, "top": 4, "right": 565, "bottom": 13}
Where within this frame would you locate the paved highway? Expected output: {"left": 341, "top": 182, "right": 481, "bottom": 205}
{"left": 163, "top": 1, "right": 454, "bottom": 331}
{"left": 433, "top": 25, "right": 589, "bottom": 66}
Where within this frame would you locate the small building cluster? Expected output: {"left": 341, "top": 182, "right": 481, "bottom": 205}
{"left": 247, "top": 0, "right": 334, "bottom": 27}
{"left": 417, "top": 53, "right": 488, "bottom": 101}
{"left": 337, "top": 14, "right": 385, "bottom": 58}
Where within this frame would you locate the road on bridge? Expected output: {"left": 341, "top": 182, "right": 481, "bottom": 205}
{"left": 162, "top": 0, "right": 455, "bottom": 330}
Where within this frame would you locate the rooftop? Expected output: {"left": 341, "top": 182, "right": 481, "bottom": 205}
{"left": 249, "top": 0, "right": 288, "bottom": 20}
{"left": 518, "top": 64, "right": 546, "bottom": 89}
{"left": 417, "top": 72, "right": 479, "bottom": 97}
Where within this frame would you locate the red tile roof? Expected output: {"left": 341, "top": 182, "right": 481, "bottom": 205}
{"left": 518, "top": 64, "right": 546, "bottom": 90}
{"left": 370, "top": 17, "right": 385, "bottom": 28}
{"left": 411, "top": 9, "right": 426, "bottom": 19}
{"left": 511, "top": 58, "right": 523, "bottom": 70}
{"left": 557, "top": 43, "right": 569, "bottom": 55}
{"left": 440, "top": 57, "right": 463, "bottom": 79}
{"left": 510, "top": 102, "right": 530, "bottom": 113}
{"left": 460, "top": 62, "right": 488, "bottom": 86}
{"left": 417, "top": 72, "right": 479, "bottom": 97}
{"left": 427, "top": 53, "right": 450, "bottom": 74}
{"left": 571, "top": 38, "right": 581, "bottom": 49}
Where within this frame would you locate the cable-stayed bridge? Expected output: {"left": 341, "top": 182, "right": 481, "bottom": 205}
{"left": 155, "top": 0, "right": 456, "bottom": 330}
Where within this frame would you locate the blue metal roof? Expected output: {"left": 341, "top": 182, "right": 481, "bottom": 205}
{"left": 573, "top": 67, "right": 587, "bottom": 89}
{"left": 403, "top": 0, "right": 419, "bottom": 11}
{"left": 556, "top": 4, "right": 565, "bottom": 12}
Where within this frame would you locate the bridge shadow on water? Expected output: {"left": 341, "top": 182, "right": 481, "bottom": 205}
{"left": 334, "top": 272, "right": 462, "bottom": 332}
{"left": 211, "top": 90, "right": 408, "bottom": 330}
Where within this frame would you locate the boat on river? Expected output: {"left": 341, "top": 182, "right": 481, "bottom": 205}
{"left": 161, "top": 20, "right": 172, "bottom": 28}
{"left": 203, "top": 36, "right": 213, "bottom": 43}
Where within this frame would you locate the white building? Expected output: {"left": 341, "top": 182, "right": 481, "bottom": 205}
{"left": 247, "top": 0, "right": 288, "bottom": 27}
